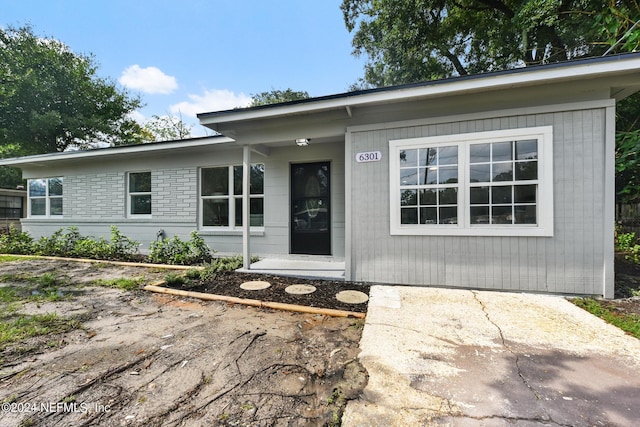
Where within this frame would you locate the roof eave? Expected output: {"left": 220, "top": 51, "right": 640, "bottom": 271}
{"left": 0, "top": 135, "right": 236, "bottom": 167}
{"left": 197, "top": 53, "right": 640, "bottom": 126}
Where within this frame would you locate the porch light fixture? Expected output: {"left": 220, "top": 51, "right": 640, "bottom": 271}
{"left": 295, "top": 138, "right": 310, "bottom": 147}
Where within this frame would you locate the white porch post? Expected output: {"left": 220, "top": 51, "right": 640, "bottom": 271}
{"left": 242, "top": 145, "right": 251, "bottom": 270}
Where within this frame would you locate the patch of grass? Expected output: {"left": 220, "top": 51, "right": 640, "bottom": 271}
{"left": 573, "top": 298, "right": 640, "bottom": 339}
{"left": 37, "top": 272, "right": 60, "bottom": 287}
{"left": 327, "top": 388, "right": 347, "bottom": 427}
{"left": 0, "top": 277, "right": 68, "bottom": 304}
{"left": 0, "top": 255, "right": 37, "bottom": 263}
{"left": 0, "top": 313, "right": 81, "bottom": 350}
{"left": 351, "top": 320, "right": 365, "bottom": 330}
{"left": 0, "top": 286, "right": 19, "bottom": 303}
{"left": 0, "top": 272, "right": 23, "bottom": 283}
{"left": 93, "top": 277, "right": 144, "bottom": 291}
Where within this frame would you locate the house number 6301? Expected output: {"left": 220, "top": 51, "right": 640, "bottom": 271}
{"left": 355, "top": 151, "right": 382, "bottom": 163}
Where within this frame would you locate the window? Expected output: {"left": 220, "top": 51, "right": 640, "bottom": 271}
{"left": 200, "top": 164, "right": 264, "bottom": 228}
{"left": 128, "top": 172, "right": 151, "bottom": 216}
{"left": 390, "top": 126, "right": 553, "bottom": 236}
{"left": 0, "top": 195, "right": 23, "bottom": 218}
{"left": 399, "top": 145, "right": 459, "bottom": 225}
{"left": 28, "top": 178, "right": 63, "bottom": 217}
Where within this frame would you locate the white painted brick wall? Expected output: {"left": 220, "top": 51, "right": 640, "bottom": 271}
{"left": 151, "top": 168, "right": 197, "bottom": 219}
{"left": 65, "top": 173, "right": 124, "bottom": 218}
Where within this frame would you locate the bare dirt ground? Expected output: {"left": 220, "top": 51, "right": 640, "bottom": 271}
{"left": 0, "top": 259, "right": 367, "bottom": 426}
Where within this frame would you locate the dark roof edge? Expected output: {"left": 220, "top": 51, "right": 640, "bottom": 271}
{"left": 0, "top": 134, "right": 231, "bottom": 166}
{"left": 197, "top": 52, "right": 640, "bottom": 119}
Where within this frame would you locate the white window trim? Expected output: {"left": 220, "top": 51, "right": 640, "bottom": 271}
{"left": 127, "top": 172, "right": 152, "bottom": 218}
{"left": 28, "top": 177, "right": 63, "bottom": 218}
{"left": 389, "top": 126, "right": 554, "bottom": 237}
{"left": 199, "top": 164, "right": 265, "bottom": 231}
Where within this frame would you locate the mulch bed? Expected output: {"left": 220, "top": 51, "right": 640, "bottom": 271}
{"left": 166, "top": 271, "right": 371, "bottom": 314}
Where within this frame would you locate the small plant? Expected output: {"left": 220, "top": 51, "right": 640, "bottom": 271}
{"left": 0, "top": 227, "right": 34, "bottom": 255}
{"left": 185, "top": 268, "right": 202, "bottom": 280}
{"left": 198, "top": 256, "right": 245, "bottom": 281}
{"left": 106, "top": 225, "right": 140, "bottom": 261}
{"left": 240, "top": 403, "right": 254, "bottom": 411}
{"left": 62, "top": 395, "right": 76, "bottom": 404}
{"left": 164, "top": 272, "right": 188, "bottom": 287}
{"left": 149, "top": 231, "right": 213, "bottom": 265}
{"left": 93, "top": 277, "right": 143, "bottom": 291}
{"left": 37, "top": 273, "right": 59, "bottom": 288}
{"left": 616, "top": 232, "right": 640, "bottom": 263}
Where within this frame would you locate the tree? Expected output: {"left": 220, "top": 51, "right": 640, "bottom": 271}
{"left": 342, "top": 0, "right": 640, "bottom": 205}
{"left": 143, "top": 114, "right": 193, "bottom": 142}
{"left": 250, "top": 88, "right": 310, "bottom": 107}
{"left": 0, "top": 25, "right": 144, "bottom": 155}
{"left": 341, "top": 0, "right": 616, "bottom": 88}
{"left": 594, "top": 3, "right": 640, "bottom": 204}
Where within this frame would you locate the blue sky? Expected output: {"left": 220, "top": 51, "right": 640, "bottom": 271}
{"left": 3, "top": 0, "right": 366, "bottom": 136}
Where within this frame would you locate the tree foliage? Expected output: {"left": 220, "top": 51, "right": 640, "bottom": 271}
{"left": 250, "top": 88, "right": 310, "bottom": 107}
{"left": 142, "top": 114, "right": 193, "bottom": 142}
{"left": 0, "top": 25, "right": 144, "bottom": 155}
{"left": 341, "top": 0, "right": 637, "bottom": 88}
{"left": 342, "top": 0, "right": 640, "bottom": 203}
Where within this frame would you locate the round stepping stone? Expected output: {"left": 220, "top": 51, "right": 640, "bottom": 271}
{"left": 336, "top": 290, "right": 369, "bottom": 304}
{"left": 285, "top": 284, "right": 317, "bottom": 295}
{"left": 240, "top": 280, "right": 271, "bottom": 290}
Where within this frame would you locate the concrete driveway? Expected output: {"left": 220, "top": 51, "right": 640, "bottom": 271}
{"left": 343, "top": 286, "right": 640, "bottom": 426}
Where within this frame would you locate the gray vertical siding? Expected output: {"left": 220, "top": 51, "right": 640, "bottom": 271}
{"left": 348, "top": 108, "right": 606, "bottom": 295}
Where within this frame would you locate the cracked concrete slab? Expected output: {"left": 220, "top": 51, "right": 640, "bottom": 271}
{"left": 343, "top": 286, "right": 640, "bottom": 427}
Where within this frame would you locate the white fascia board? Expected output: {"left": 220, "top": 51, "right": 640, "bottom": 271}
{"left": 0, "top": 136, "right": 236, "bottom": 167}
{"left": 199, "top": 55, "right": 640, "bottom": 125}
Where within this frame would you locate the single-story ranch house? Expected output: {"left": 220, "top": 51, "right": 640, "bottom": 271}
{"left": 3, "top": 53, "right": 640, "bottom": 297}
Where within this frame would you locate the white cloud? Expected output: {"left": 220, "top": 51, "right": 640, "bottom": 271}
{"left": 127, "top": 110, "right": 147, "bottom": 124}
{"left": 169, "top": 89, "right": 252, "bottom": 118}
{"left": 119, "top": 65, "right": 178, "bottom": 94}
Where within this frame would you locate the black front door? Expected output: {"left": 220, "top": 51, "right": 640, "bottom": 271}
{"left": 291, "top": 162, "right": 331, "bottom": 255}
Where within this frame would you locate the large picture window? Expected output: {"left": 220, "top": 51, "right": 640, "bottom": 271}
{"left": 28, "top": 177, "right": 63, "bottom": 217}
{"left": 390, "top": 126, "right": 553, "bottom": 236}
{"left": 200, "top": 164, "right": 264, "bottom": 228}
{"left": 128, "top": 172, "right": 152, "bottom": 216}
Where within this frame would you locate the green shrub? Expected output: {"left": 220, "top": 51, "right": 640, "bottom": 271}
{"left": 0, "top": 227, "right": 34, "bottom": 255}
{"left": 164, "top": 272, "right": 188, "bottom": 287}
{"left": 185, "top": 268, "right": 202, "bottom": 280}
{"left": 29, "top": 226, "right": 140, "bottom": 261}
{"left": 198, "top": 256, "right": 245, "bottom": 281}
{"left": 617, "top": 232, "right": 640, "bottom": 263}
{"left": 106, "top": 225, "right": 140, "bottom": 261}
{"left": 148, "top": 231, "right": 213, "bottom": 265}
{"left": 34, "top": 227, "right": 82, "bottom": 257}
